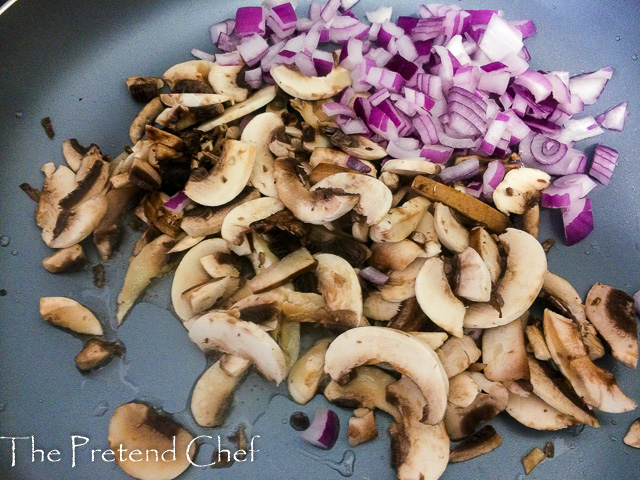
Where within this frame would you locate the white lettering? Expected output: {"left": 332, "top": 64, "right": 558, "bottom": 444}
{"left": 129, "top": 449, "right": 142, "bottom": 462}
{"left": 47, "top": 450, "right": 61, "bottom": 463}
{"left": 102, "top": 449, "right": 115, "bottom": 462}
{"left": 186, "top": 435, "right": 212, "bottom": 467}
{"left": 71, "top": 436, "right": 89, "bottom": 467}
{"left": 31, "top": 436, "right": 45, "bottom": 463}
{"left": 0, "top": 436, "right": 30, "bottom": 467}
{"left": 250, "top": 435, "right": 260, "bottom": 462}
{"left": 161, "top": 436, "right": 176, "bottom": 462}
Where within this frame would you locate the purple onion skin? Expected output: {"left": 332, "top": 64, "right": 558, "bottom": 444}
{"left": 300, "top": 409, "right": 340, "bottom": 450}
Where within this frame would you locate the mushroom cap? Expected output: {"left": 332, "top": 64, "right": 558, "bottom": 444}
{"left": 493, "top": 167, "right": 550, "bottom": 215}
{"left": 207, "top": 62, "right": 249, "bottom": 103}
{"left": 221, "top": 197, "right": 285, "bottom": 246}
{"left": 40, "top": 297, "right": 103, "bottom": 335}
{"left": 241, "top": 112, "right": 284, "bottom": 198}
{"left": 270, "top": 64, "right": 352, "bottom": 100}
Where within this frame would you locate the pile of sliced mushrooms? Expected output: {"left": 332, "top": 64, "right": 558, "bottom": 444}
{"left": 29, "top": 55, "right": 639, "bottom": 480}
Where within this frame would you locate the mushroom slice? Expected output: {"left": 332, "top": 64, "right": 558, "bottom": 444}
{"left": 185, "top": 139, "right": 256, "bottom": 207}
{"left": 221, "top": 197, "right": 285, "bottom": 246}
{"left": 171, "top": 238, "right": 231, "bottom": 321}
{"left": 433, "top": 203, "right": 470, "bottom": 254}
{"left": 624, "top": 419, "right": 640, "bottom": 448}
{"left": 324, "top": 130, "right": 387, "bottom": 161}
{"left": 126, "top": 76, "right": 164, "bottom": 102}
{"left": 108, "top": 403, "right": 195, "bottom": 480}
{"left": 129, "top": 157, "right": 162, "bottom": 191}
{"left": 411, "top": 211, "right": 441, "bottom": 257}
{"left": 386, "top": 377, "right": 450, "bottom": 480}
{"left": 274, "top": 157, "right": 359, "bottom": 225}
{"left": 249, "top": 248, "right": 317, "bottom": 294}
{"left": 314, "top": 253, "right": 366, "bottom": 328}
{"left": 279, "top": 319, "right": 302, "bottom": 375}
{"left": 324, "top": 326, "right": 449, "bottom": 424}
{"left": 415, "top": 257, "right": 466, "bottom": 338}
{"left": 493, "top": 167, "right": 551, "bottom": 215}
{"left": 93, "top": 186, "right": 140, "bottom": 261}
{"left": 482, "top": 313, "right": 529, "bottom": 382}
{"left": 198, "top": 85, "right": 277, "bottom": 131}
{"left": 454, "top": 247, "right": 491, "bottom": 302}
{"left": 59, "top": 150, "right": 110, "bottom": 209}
{"left": 525, "top": 323, "right": 552, "bottom": 361}
{"left": 290, "top": 98, "right": 331, "bottom": 129}
{"left": 370, "top": 197, "right": 431, "bottom": 243}
{"left": 449, "top": 425, "right": 502, "bottom": 463}
{"left": 42, "top": 244, "right": 86, "bottom": 273}
{"left": 515, "top": 203, "right": 540, "bottom": 238}
{"left": 585, "top": 283, "right": 637, "bottom": 368}
{"left": 505, "top": 391, "right": 578, "bottom": 430}
{"left": 199, "top": 252, "right": 241, "bottom": 279}
{"left": 160, "top": 93, "right": 233, "bottom": 109}
{"left": 182, "top": 277, "right": 231, "bottom": 315}
{"left": 75, "top": 339, "right": 123, "bottom": 372}
{"left": 270, "top": 64, "right": 352, "bottom": 100}
{"left": 378, "top": 258, "right": 426, "bottom": 303}
{"left": 527, "top": 355, "right": 599, "bottom": 427}
{"left": 369, "top": 240, "right": 426, "bottom": 272}
{"left": 309, "top": 147, "right": 376, "bottom": 177}
{"left": 61, "top": 139, "right": 100, "bottom": 172}
{"left": 464, "top": 229, "right": 547, "bottom": 329}
{"left": 448, "top": 372, "right": 481, "bottom": 408}
{"left": 542, "top": 271, "right": 604, "bottom": 360}
{"left": 363, "top": 293, "right": 401, "bottom": 321}
{"left": 241, "top": 112, "right": 284, "bottom": 198}
{"left": 207, "top": 62, "right": 249, "bottom": 102}
{"left": 231, "top": 288, "right": 333, "bottom": 324}
{"left": 117, "top": 234, "right": 178, "bottom": 323}
{"left": 162, "top": 59, "right": 215, "bottom": 93}
{"left": 129, "top": 97, "right": 165, "bottom": 143}
{"left": 411, "top": 332, "right": 449, "bottom": 351}
{"left": 348, "top": 408, "right": 378, "bottom": 447}
{"left": 288, "top": 338, "right": 332, "bottom": 405}
{"left": 186, "top": 311, "right": 287, "bottom": 384}
{"left": 324, "top": 366, "right": 401, "bottom": 422}
{"left": 40, "top": 297, "right": 104, "bottom": 335}
{"left": 168, "top": 235, "right": 204, "bottom": 254}
{"left": 436, "top": 336, "right": 482, "bottom": 378}
{"left": 382, "top": 159, "right": 442, "bottom": 176}
{"left": 522, "top": 447, "right": 546, "bottom": 475}
{"left": 191, "top": 355, "right": 250, "bottom": 427}
{"left": 311, "top": 173, "right": 393, "bottom": 225}
{"left": 543, "top": 309, "right": 636, "bottom": 413}
{"left": 468, "top": 227, "right": 502, "bottom": 285}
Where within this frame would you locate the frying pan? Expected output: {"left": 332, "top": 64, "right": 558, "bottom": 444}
{"left": 1, "top": 0, "right": 639, "bottom": 478}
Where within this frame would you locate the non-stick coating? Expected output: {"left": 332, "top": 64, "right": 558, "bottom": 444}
{"left": 1, "top": 0, "right": 639, "bottom": 479}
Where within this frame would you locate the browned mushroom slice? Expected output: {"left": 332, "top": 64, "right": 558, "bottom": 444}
{"left": 42, "top": 244, "right": 86, "bottom": 273}
{"left": 221, "top": 197, "right": 285, "bottom": 246}
{"left": 126, "top": 76, "right": 164, "bottom": 102}
{"left": 75, "top": 339, "right": 123, "bottom": 372}
{"left": 271, "top": 64, "right": 351, "bottom": 100}
{"left": 482, "top": 313, "right": 529, "bottom": 382}
{"left": 61, "top": 139, "right": 101, "bottom": 172}
{"left": 433, "top": 203, "right": 470, "bottom": 254}
{"left": 155, "top": 105, "right": 198, "bottom": 131}
{"left": 493, "top": 168, "right": 550, "bottom": 215}
{"left": 241, "top": 112, "right": 284, "bottom": 198}
{"left": 585, "top": 283, "right": 638, "bottom": 368}
{"left": 40, "top": 297, "right": 104, "bottom": 335}
{"left": 411, "top": 210, "right": 441, "bottom": 257}
{"left": 522, "top": 447, "right": 546, "bottom": 475}
{"left": 309, "top": 147, "right": 376, "bottom": 176}
{"left": 514, "top": 203, "right": 540, "bottom": 238}
{"left": 93, "top": 186, "right": 139, "bottom": 261}
{"left": 207, "top": 62, "right": 249, "bottom": 102}
{"left": 191, "top": 355, "right": 250, "bottom": 427}
{"left": 363, "top": 293, "right": 401, "bottom": 321}
{"left": 249, "top": 248, "right": 317, "bottom": 294}
{"left": 468, "top": 227, "right": 503, "bottom": 285}
{"left": 377, "top": 258, "right": 426, "bottom": 303}
{"left": 525, "top": 322, "right": 552, "bottom": 361}
{"left": 182, "top": 277, "right": 231, "bottom": 315}
{"left": 369, "top": 240, "right": 426, "bottom": 273}
{"left": 454, "top": 247, "right": 491, "bottom": 302}
{"left": 348, "top": 408, "right": 378, "bottom": 447}
{"left": 448, "top": 425, "right": 502, "bottom": 463}
{"left": 324, "top": 129, "right": 387, "bottom": 161}
{"left": 198, "top": 85, "right": 277, "bottom": 131}
{"left": 624, "top": 418, "right": 640, "bottom": 448}
{"left": 108, "top": 403, "right": 195, "bottom": 480}
{"left": 288, "top": 338, "right": 332, "bottom": 405}
{"left": 162, "top": 60, "right": 215, "bottom": 93}
{"left": 370, "top": 197, "right": 431, "bottom": 243}
{"left": 447, "top": 372, "right": 481, "bottom": 408}
{"left": 130, "top": 97, "right": 165, "bottom": 143}
{"left": 506, "top": 391, "right": 578, "bottom": 430}
{"left": 436, "top": 336, "right": 482, "bottom": 379}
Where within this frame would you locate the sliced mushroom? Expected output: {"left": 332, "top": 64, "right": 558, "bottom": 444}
{"left": 410, "top": 332, "right": 449, "bottom": 351}
{"left": 270, "top": 64, "right": 352, "bottom": 100}
{"left": 290, "top": 98, "right": 331, "bottom": 129}
{"left": 382, "top": 159, "right": 442, "bottom": 176}
{"left": 464, "top": 229, "right": 547, "bottom": 329}
{"left": 542, "top": 271, "right": 604, "bottom": 360}
{"left": 40, "top": 297, "right": 103, "bottom": 335}
{"left": 162, "top": 60, "right": 215, "bottom": 93}
{"left": 108, "top": 403, "right": 194, "bottom": 480}
{"left": 247, "top": 233, "right": 280, "bottom": 274}
{"left": 378, "top": 258, "right": 426, "bottom": 303}
{"left": 468, "top": 227, "right": 503, "bottom": 285}
{"left": 130, "top": 97, "right": 165, "bottom": 143}
{"left": 61, "top": 139, "right": 101, "bottom": 172}
{"left": 241, "top": 112, "right": 284, "bottom": 198}
{"left": 126, "top": 76, "right": 164, "bottom": 102}
{"left": 160, "top": 92, "right": 232, "bottom": 109}
{"left": 324, "top": 130, "right": 387, "bottom": 161}
{"left": 454, "top": 247, "right": 491, "bottom": 302}
{"left": 369, "top": 240, "right": 426, "bottom": 272}
{"left": 525, "top": 323, "right": 552, "bottom": 361}
{"left": 185, "top": 139, "right": 255, "bottom": 206}
{"left": 585, "top": 283, "right": 637, "bottom": 368}
{"left": 182, "top": 277, "right": 231, "bottom": 315}
{"left": 415, "top": 257, "right": 466, "bottom": 337}
{"left": 168, "top": 235, "right": 204, "bottom": 254}
{"left": 370, "top": 197, "right": 431, "bottom": 243}
{"left": 309, "top": 147, "right": 376, "bottom": 177}
{"left": 448, "top": 425, "right": 502, "bottom": 463}
{"left": 323, "top": 366, "right": 401, "bottom": 422}
{"left": 527, "top": 355, "right": 599, "bottom": 427}
{"left": 221, "top": 197, "right": 285, "bottom": 246}
{"left": 191, "top": 355, "right": 250, "bottom": 427}
{"left": 493, "top": 167, "right": 550, "bottom": 215}
{"left": 522, "top": 447, "right": 546, "bottom": 475}
{"left": 311, "top": 172, "right": 393, "bottom": 225}
{"left": 249, "top": 248, "right": 317, "bottom": 294}
{"left": 348, "top": 408, "right": 378, "bottom": 447}
{"left": 482, "top": 313, "right": 529, "bottom": 382}
{"left": 506, "top": 391, "right": 578, "bottom": 430}
{"left": 624, "top": 418, "right": 640, "bottom": 448}
{"left": 42, "top": 244, "right": 86, "bottom": 273}
{"left": 448, "top": 372, "right": 481, "bottom": 408}
{"left": 198, "top": 85, "right": 277, "bottom": 131}
{"left": 314, "top": 253, "right": 366, "bottom": 328}
{"left": 324, "top": 327, "right": 449, "bottom": 424}
{"left": 433, "top": 203, "right": 470, "bottom": 254}
{"left": 117, "top": 234, "right": 178, "bottom": 323}
{"left": 274, "top": 157, "right": 359, "bottom": 225}
{"left": 75, "top": 339, "right": 123, "bottom": 372}
{"left": 543, "top": 309, "right": 636, "bottom": 413}
{"left": 288, "top": 338, "right": 332, "bottom": 405}
{"left": 411, "top": 210, "right": 441, "bottom": 257}
{"left": 207, "top": 62, "right": 249, "bottom": 102}
{"left": 363, "top": 293, "right": 401, "bottom": 321}
{"left": 515, "top": 203, "right": 540, "bottom": 238}
{"left": 436, "top": 336, "right": 482, "bottom": 378}
{"left": 186, "top": 311, "right": 287, "bottom": 384}
{"left": 93, "top": 186, "right": 140, "bottom": 260}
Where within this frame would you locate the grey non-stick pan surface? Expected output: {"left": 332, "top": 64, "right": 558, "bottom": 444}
{"left": 1, "top": 0, "right": 639, "bottom": 478}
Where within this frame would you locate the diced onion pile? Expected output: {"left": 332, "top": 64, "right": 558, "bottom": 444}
{"left": 193, "top": 0, "right": 630, "bottom": 246}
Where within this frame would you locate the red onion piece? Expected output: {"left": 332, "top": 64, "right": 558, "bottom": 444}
{"left": 237, "top": 34, "right": 269, "bottom": 66}
{"left": 541, "top": 174, "right": 597, "bottom": 208}
{"left": 481, "top": 160, "right": 506, "bottom": 198}
{"left": 569, "top": 67, "right": 612, "bottom": 105}
{"left": 513, "top": 70, "right": 552, "bottom": 103}
{"left": 555, "top": 116, "right": 604, "bottom": 143}
{"left": 359, "top": 266, "right": 389, "bottom": 285}
{"left": 164, "top": 191, "right": 191, "bottom": 213}
{"left": 340, "top": 118, "right": 369, "bottom": 136}
{"left": 510, "top": 19, "right": 537, "bottom": 38}
{"left": 478, "top": 13, "right": 523, "bottom": 62}
{"left": 216, "top": 51, "right": 242, "bottom": 66}
{"left": 346, "top": 156, "right": 372, "bottom": 173}
{"left": 589, "top": 144, "right": 618, "bottom": 185}
{"left": 235, "top": 6, "right": 265, "bottom": 37}
{"left": 438, "top": 157, "right": 481, "bottom": 184}
{"left": 561, "top": 198, "right": 594, "bottom": 246}
{"left": 244, "top": 67, "right": 263, "bottom": 89}
{"left": 595, "top": 102, "right": 629, "bottom": 132}
{"left": 191, "top": 48, "right": 217, "bottom": 62}
{"left": 300, "top": 409, "right": 340, "bottom": 449}
{"left": 420, "top": 144, "right": 453, "bottom": 163}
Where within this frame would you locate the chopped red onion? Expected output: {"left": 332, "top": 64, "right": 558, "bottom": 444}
{"left": 481, "top": 160, "right": 506, "bottom": 199}
{"left": 589, "top": 144, "right": 618, "bottom": 185}
{"left": 478, "top": 13, "right": 524, "bottom": 61}
{"left": 237, "top": 34, "right": 269, "bottom": 66}
{"left": 510, "top": 19, "right": 537, "bottom": 38}
{"left": 191, "top": 48, "right": 217, "bottom": 62}
{"left": 295, "top": 51, "right": 318, "bottom": 76}
{"left": 555, "top": 116, "right": 604, "bottom": 143}
{"left": 340, "top": 118, "right": 370, "bottom": 135}
{"left": 562, "top": 198, "right": 594, "bottom": 246}
{"left": 386, "top": 139, "right": 421, "bottom": 158}
{"left": 164, "top": 191, "right": 191, "bottom": 213}
{"left": 420, "top": 144, "right": 453, "bottom": 163}
{"left": 244, "top": 67, "right": 264, "bottom": 89}
{"left": 366, "top": 6, "right": 392, "bottom": 24}
{"left": 359, "top": 266, "right": 389, "bottom": 285}
{"left": 595, "top": 102, "right": 629, "bottom": 132}
{"left": 322, "top": 102, "right": 355, "bottom": 118}
{"left": 300, "top": 408, "right": 340, "bottom": 450}
{"left": 216, "top": 51, "right": 242, "bottom": 66}
{"left": 513, "top": 70, "right": 552, "bottom": 103}
{"left": 345, "top": 155, "right": 372, "bottom": 173}
{"left": 210, "top": 20, "right": 233, "bottom": 44}
{"left": 569, "top": 67, "right": 612, "bottom": 105}
{"left": 438, "top": 157, "right": 481, "bottom": 184}
{"left": 320, "top": 0, "right": 341, "bottom": 23}
{"left": 541, "top": 174, "right": 597, "bottom": 208}
{"left": 235, "top": 6, "right": 265, "bottom": 37}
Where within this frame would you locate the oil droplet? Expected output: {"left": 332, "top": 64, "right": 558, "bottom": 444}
{"left": 299, "top": 449, "right": 356, "bottom": 477}
{"left": 11, "top": 250, "right": 18, "bottom": 256}
{"left": 584, "top": 250, "right": 591, "bottom": 255}
{"left": 611, "top": 420, "right": 617, "bottom": 425}
{"left": 633, "top": 54, "right": 639, "bottom": 61}
{"left": 609, "top": 436, "right": 617, "bottom": 442}
{"left": 92, "top": 402, "right": 109, "bottom": 417}
{"left": 38, "top": 399, "right": 44, "bottom": 404}
{"left": 0, "top": 290, "right": 6, "bottom": 297}
{"left": 615, "top": 36, "right": 621, "bottom": 41}
{"left": 0, "top": 235, "right": 9, "bottom": 247}
{"left": 14, "top": 111, "right": 23, "bottom": 118}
